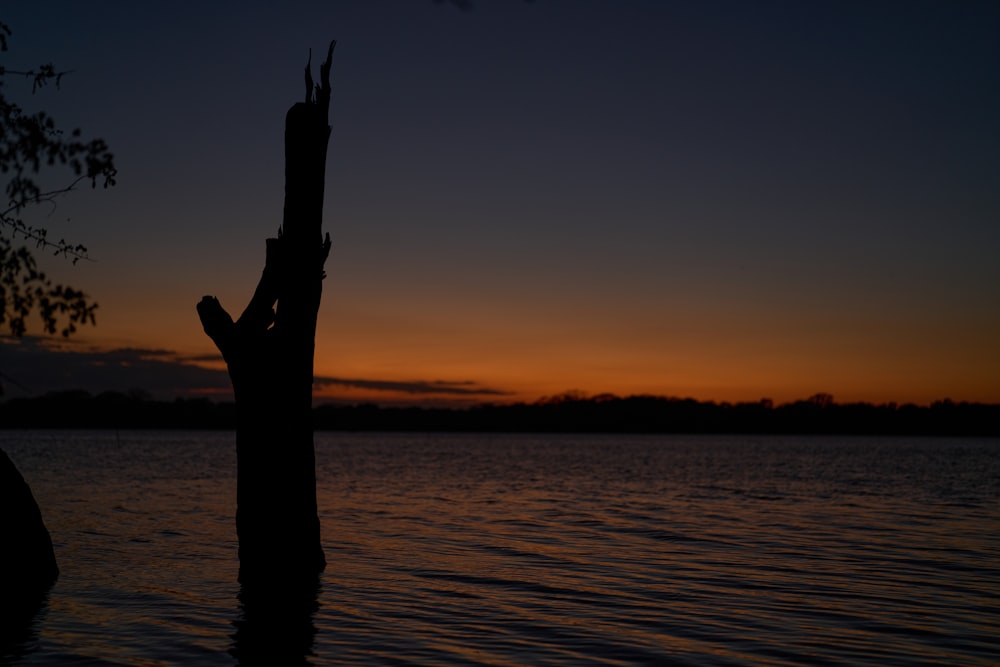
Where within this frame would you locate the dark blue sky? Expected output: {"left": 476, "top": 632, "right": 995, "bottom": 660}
{"left": 3, "top": 0, "right": 998, "bottom": 404}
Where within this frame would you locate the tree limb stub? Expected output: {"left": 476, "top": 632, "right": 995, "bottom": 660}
{"left": 196, "top": 296, "right": 235, "bottom": 361}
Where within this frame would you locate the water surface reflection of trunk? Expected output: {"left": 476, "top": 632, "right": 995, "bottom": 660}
{"left": 230, "top": 580, "right": 321, "bottom": 667}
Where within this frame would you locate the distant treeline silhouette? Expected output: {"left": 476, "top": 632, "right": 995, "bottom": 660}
{"left": 1, "top": 390, "right": 997, "bottom": 436}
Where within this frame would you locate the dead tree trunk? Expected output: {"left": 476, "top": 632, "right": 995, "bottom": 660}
{"left": 197, "top": 43, "right": 335, "bottom": 583}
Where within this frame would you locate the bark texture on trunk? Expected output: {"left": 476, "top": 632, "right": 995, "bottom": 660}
{"left": 198, "top": 42, "right": 335, "bottom": 583}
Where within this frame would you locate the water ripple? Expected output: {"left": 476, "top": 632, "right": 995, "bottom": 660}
{"left": 3, "top": 432, "right": 998, "bottom": 665}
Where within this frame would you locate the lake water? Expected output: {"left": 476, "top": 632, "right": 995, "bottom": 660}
{"left": 2, "top": 431, "right": 998, "bottom": 665}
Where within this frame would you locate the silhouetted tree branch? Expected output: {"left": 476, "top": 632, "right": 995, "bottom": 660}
{"left": 0, "top": 20, "right": 116, "bottom": 338}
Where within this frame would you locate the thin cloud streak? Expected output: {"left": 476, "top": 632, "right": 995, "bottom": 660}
{"left": 0, "top": 336, "right": 231, "bottom": 398}
{"left": 0, "top": 336, "right": 510, "bottom": 402}
{"left": 178, "top": 353, "right": 226, "bottom": 364}
{"left": 314, "top": 376, "right": 511, "bottom": 397}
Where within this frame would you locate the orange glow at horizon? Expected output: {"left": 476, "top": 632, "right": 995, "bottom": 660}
{"left": 299, "top": 289, "right": 1000, "bottom": 406}
{"left": 50, "top": 264, "right": 1000, "bottom": 409}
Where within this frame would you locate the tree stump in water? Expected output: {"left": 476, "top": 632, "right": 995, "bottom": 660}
{"left": 198, "top": 42, "right": 335, "bottom": 583}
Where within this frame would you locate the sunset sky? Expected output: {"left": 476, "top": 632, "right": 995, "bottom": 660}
{"left": 2, "top": 0, "right": 998, "bottom": 406}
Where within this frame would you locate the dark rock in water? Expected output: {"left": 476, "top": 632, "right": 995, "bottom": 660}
{"left": 0, "top": 449, "right": 58, "bottom": 597}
